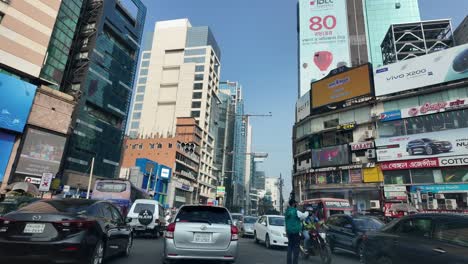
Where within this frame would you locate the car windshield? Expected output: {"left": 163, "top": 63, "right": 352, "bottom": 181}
{"left": 354, "top": 217, "right": 384, "bottom": 231}
{"left": 176, "top": 206, "right": 231, "bottom": 225}
{"left": 133, "top": 203, "right": 155, "bottom": 213}
{"left": 244, "top": 217, "right": 257, "bottom": 224}
{"left": 269, "top": 217, "right": 285, "bottom": 226}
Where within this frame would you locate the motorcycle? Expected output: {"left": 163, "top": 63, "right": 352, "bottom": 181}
{"left": 299, "top": 226, "right": 332, "bottom": 264}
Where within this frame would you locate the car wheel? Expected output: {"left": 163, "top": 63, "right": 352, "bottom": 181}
{"left": 378, "top": 256, "right": 393, "bottom": 264}
{"left": 425, "top": 146, "right": 434, "bottom": 155}
{"left": 265, "top": 234, "right": 271, "bottom": 249}
{"left": 87, "top": 240, "right": 104, "bottom": 264}
{"left": 254, "top": 232, "right": 259, "bottom": 244}
{"left": 357, "top": 242, "right": 365, "bottom": 264}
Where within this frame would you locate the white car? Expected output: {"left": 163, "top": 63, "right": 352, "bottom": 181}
{"left": 254, "top": 215, "right": 288, "bottom": 248}
{"left": 127, "top": 199, "right": 166, "bottom": 237}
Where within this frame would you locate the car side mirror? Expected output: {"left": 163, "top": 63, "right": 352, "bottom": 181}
{"left": 125, "top": 217, "right": 132, "bottom": 223}
{"left": 262, "top": 222, "right": 267, "bottom": 226}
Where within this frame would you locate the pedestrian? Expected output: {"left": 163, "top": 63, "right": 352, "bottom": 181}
{"left": 285, "top": 196, "right": 308, "bottom": 264}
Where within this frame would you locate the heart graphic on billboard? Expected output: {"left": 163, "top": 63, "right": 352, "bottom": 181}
{"left": 314, "top": 51, "right": 333, "bottom": 71}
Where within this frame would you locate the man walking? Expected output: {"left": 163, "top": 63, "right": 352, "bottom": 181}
{"left": 285, "top": 195, "right": 308, "bottom": 264}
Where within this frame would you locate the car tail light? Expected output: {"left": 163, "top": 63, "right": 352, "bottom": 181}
{"left": 362, "top": 234, "right": 368, "bottom": 241}
{"left": 54, "top": 220, "right": 95, "bottom": 232}
{"left": 231, "top": 225, "right": 239, "bottom": 241}
{"left": 165, "top": 223, "right": 176, "bottom": 239}
{"left": 0, "top": 217, "right": 14, "bottom": 233}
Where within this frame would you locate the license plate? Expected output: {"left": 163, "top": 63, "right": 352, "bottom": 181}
{"left": 24, "top": 223, "right": 45, "bottom": 234}
{"left": 193, "top": 232, "right": 211, "bottom": 243}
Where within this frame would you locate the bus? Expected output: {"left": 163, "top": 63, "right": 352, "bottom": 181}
{"left": 300, "top": 198, "right": 353, "bottom": 221}
{"left": 92, "top": 179, "right": 151, "bottom": 215}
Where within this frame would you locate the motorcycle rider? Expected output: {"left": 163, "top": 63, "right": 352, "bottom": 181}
{"left": 302, "top": 206, "right": 319, "bottom": 253}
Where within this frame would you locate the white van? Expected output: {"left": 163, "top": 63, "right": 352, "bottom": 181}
{"left": 127, "top": 199, "right": 166, "bottom": 237}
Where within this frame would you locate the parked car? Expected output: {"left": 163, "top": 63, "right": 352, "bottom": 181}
{"left": 0, "top": 199, "right": 133, "bottom": 264}
{"left": 231, "top": 213, "right": 244, "bottom": 227}
{"left": 363, "top": 213, "right": 468, "bottom": 264}
{"left": 126, "top": 199, "right": 166, "bottom": 238}
{"left": 240, "top": 216, "right": 257, "bottom": 237}
{"left": 406, "top": 138, "right": 452, "bottom": 155}
{"left": 326, "top": 214, "right": 384, "bottom": 257}
{"left": 254, "top": 215, "right": 288, "bottom": 249}
{"left": 162, "top": 205, "right": 238, "bottom": 263}
{"left": 0, "top": 196, "right": 39, "bottom": 216}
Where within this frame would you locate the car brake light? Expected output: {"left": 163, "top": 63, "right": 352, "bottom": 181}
{"left": 0, "top": 217, "right": 14, "bottom": 232}
{"left": 166, "top": 223, "right": 176, "bottom": 239}
{"left": 231, "top": 225, "right": 239, "bottom": 241}
{"left": 362, "top": 234, "right": 368, "bottom": 241}
{"left": 55, "top": 220, "right": 95, "bottom": 232}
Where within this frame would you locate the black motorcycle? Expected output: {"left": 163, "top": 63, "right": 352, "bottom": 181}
{"left": 299, "top": 227, "right": 332, "bottom": 264}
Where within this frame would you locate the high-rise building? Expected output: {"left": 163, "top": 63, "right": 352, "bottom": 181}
{"left": 127, "top": 19, "right": 221, "bottom": 203}
{"left": 265, "top": 177, "right": 280, "bottom": 213}
{"left": 61, "top": 0, "right": 147, "bottom": 187}
{"left": 219, "top": 81, "right": 246, "bottom": 211}
{"left": 363, "top": 0, "right": 421, "bottom": 67}
{"left": 454, "top": 15, "right": 468, "bottom": 45}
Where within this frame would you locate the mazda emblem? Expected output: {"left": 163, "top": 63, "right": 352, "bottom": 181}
{"left": 32, "top": 215, "right": 41, "bottom": 221}
{"left": 200, "top": 225, "right": 207, "bottom": 231}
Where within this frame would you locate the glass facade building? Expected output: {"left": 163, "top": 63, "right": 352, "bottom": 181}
{"left": 62, "top": 0, "right": 146, "bottom": 181}
{"left": 363, "top": 0, "right": 420, "bottom": 67}
{"left": 40, "top": 0, "right": 85, "bottom": 89}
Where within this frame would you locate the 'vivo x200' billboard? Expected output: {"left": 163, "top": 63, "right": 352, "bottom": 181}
{"left": 299, "top": 0, "right": 351, "bottom": 97}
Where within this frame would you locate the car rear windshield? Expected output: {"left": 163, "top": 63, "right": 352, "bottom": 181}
{"left": 176, "top": 206, "right": 231, "bottom": 225}
{"left": 244, "top": 217, "right": 257, "bottom": 224}
{"left": 133, "top": 203, "right": 155, "bottom": 214}
{"left": 231, "top": 214, "right": 243, "bottom": 220}
{"left": 269, "top": 217, "right": 285, "bottom": 226}
{"left": 17, "top": 200, "right": 94, "bottom": 214}
{"left": 354, "top": 217, "right": 384, "bottom": 231}
{"left": 0, "top": 203, "right": 16, "bottom": 215}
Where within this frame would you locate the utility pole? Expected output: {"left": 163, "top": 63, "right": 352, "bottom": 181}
{"left": 86, "top": 157, "right": 95, "bottom": 199}
{"left": 279, "top": 173, "right": 284, "bottom": 214}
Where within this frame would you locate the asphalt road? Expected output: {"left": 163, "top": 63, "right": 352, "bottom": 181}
{"left": 110, "top": 237, "right": 359, "bottom": 264}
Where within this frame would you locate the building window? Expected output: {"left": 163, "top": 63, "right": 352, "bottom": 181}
{"left": 138, "top": 77, "right": 147, "bottom": 84}
{"left": 142, "top": 53, "right": 151, "bottom": 59}
{"left": 132, "top": 112, "right": 141, "bottom": 120}
{"left": 134, "top": 104, "right": 143, "bottom": 111}
{"left": 384, "top": 170, "right": 411, "bottom": 185}
{"left": 132, "top": 144, "right": 137, "bottom": 149}
{"left": 194, "top": 83, "right": 203, "bottom": 90}
{"left": 324, "top": 119, "right": 339, "bottom": 129}
{"left": 71, "top": 83, "right": 81, "bottom": 91}
{"left": 395, "top": 2, "right": 401, "bottom": 9}
{"left": 184, "top": 57, "right": 205, "bottom": 63}
{"left": 135, "top": 94, "right": 144, "bottom": 101}
{"left": 169, "top": 143, "right": 173, "bottom": 148}
{"left": 192, "top": 101, "right": 201, "bottom": 108}
{"left": 141, "top": 60, "right": 150, "bottom": 67}
{"left": 195, "top": 65, "right": 205, "bottom": 72}
{"left": 131, "top": 121, "right": 139, "bottom": 129}
{"left": 193, "top": 92, "right": 202, "bottom": 99}
{"left": 185, "top": 48, "right": 206, "bottom": 56}
{"left": 82, "top": 37, "right": 89, "bottom": 48}
{"left": 194, "top": 74, "right": 204, "bottom": 81}
{"left": 150, "top": 143, "right": 155, "bottom": 149}
{"left": 140, "top": 69, "right": 148, "bottom": 76}
{"left": 82, "top": 23, "right": 96, "bottom": 33}
{"left": 75, "top": 52, "right": 88, "bottom": 60}
{"left": 139, "top": 144, "right": 143, "bottom": 150}
{"left": 157, "top": 143, "right": 162, "bottom": 149}
{"left": 137, "top": 86, "right": 145, "bottom": 93}
{"left": 191, "top": 111, "right": 200, "bottom": 118}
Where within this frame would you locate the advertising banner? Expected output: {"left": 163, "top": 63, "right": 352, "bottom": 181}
{"left": 311, "top": 144, "right": 350, "bottom": 168}
{"left": 374, "top": 44, "right": 468, "bottom": 97}
{"left": 216, "top": 186, "right": 225, "bottom": 197}
{"left": 311, "top": 64, "right": 372, "bottom": 108}
{"left": 376, "top": 127, "right": 468, "bottom": 162}
{"left": 384, "top": 186, "right": 407, "bottom": 201}
{"left": 158, "top": 165, "right": 171, "bottom": 180}
{"left": 350, "top": 141, "right": 374, "bottom": 151}
{"left": 380, "top": 158, "right": 439, "bottom": 171}
{"left": 296, "top": 91, "right": 311, "bottom": 122}
{"left": 15, "top": 128, "right": 66, "bottom": 177}
{"left": 349, "top": 169, "right": 362, "bottom": 183}
{"left": 298, "top": 0, "right": 351, "bottom": 97}
{"left": 0, "top": 131, "right": 15, "bottom": 182}
{"left": 363, "top": 167, "right": 383, "bottom": 183}
{"left": 410, "top": 184, "right": 468, "bottom": 193}
{"left": 439, "top": 156, "right": 468, "bottom": 167}
{"left": 379, "top": 110, "right": 402, "bottom": 122}
{"left": 0, "top": 73, "right": 37, "bottom": 133}
{"left": 400, "top": 98, "right": 468, "bottom": 119}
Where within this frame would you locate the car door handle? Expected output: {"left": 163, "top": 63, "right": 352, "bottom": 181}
{"left": 432, "top": 248, "right": 446, "bottom": 254}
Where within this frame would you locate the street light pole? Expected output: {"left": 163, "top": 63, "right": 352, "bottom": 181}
{"left": 279, "top": 173, "right": 284, "bottom": 214}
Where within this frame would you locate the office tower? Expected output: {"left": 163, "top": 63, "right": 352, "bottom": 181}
{"left": 363, "top": 0, "right": 420, "bottom": 67}
{"left": 61, "top": 0, "right": 146, "bottom": 186}
{"left": 127, "top": 19, "right": 221, "bottom": 203}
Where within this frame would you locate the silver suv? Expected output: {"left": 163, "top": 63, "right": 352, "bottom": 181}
{"left": 162, "top": 205, "right": 239, "bottom": 263}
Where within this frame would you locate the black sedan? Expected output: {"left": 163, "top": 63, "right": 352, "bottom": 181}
{"left": 325, "top": 214, "right": 384, "bottom": 257}
{"left": 0, "top": 199, "right": 133, "bottom": 264}
{"left": 363, "top": 213, "right": 468, "bottom": 264}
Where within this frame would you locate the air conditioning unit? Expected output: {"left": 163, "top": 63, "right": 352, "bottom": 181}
{"left": 366, "top": 149, "right": 376, "bottom": 159}
{"left": 428, "top": 200, "right": 438, "bottom": 210}
{"left": 364, "top": 130, "right": 375, "bottom": 139}
{"left": 435, "top": 194, "right": 445, "bottom": 199}
{"left": 370, "top": 200, "right": 380, "bottom": 209}
{"left": 445, "top": 199, "right": 457, "bottom": 210}
{"left": 421, "top": 194, "right": 428, "bottom": 200}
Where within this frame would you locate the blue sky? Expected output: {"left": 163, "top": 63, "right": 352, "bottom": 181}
{"left": 139, "top": 0, "right": 467, "bottom": 193}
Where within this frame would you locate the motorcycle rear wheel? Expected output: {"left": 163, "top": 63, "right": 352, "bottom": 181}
{"left": 319, "top": 245, "right": 332, "bottom": 264}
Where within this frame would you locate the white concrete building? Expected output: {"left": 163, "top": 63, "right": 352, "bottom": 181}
{"left": 127, "top": 19, "right": 222, "bottom": 203}
{"left": 265, "top": 177, "right": 280, "bottom": 212}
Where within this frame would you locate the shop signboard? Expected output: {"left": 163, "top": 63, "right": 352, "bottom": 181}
{"left": 296, "top": 91, "right": 311, "bottom": 122}
{"left": 0, "top": 131, "right": 15, "bottom": 182}
{"left": 410, "top": 184, "right": 468, "bottom": 193}
{"left": 380, "top": 158, "right": 439, "bottom": 170}
{"left": 0, "top": 73, "right": 37, "bottom": 133}
{"left": 159, "top": 166, "right": 171, "bottom": 179}
{"left": 173, "top": 180, "right": 194, "bottom": 192}
{"left": 298, "top": 0, "right": 351, "bottom": 97}
{"left": 311, "top": 144, "right": 350, "bottom": 168}
{"left": 24, "top": 176, "right": 41, "bottom": 185}
{"left": 376, "top": 127, "right": 468, "bottom": 162}
{"left": 39, "top": 172, "right": 53, "bottom": 192}
{"left": 15, "top": 128, "right": 66, "bottom": 177}
{"left": 400, "top": 98, "right": 468, "bottom": 119}
{"left": 216, "top": 186, "right": 225, "bottom": 197}
{"left": 337, "top": 122, "right": 356, "bottom": 130}
{"left": 311, "top": 64, "right": 373, "bottom": 109}
{"left": 438, "top": 156, "right": 468, "bottom": 167}
{"left": 374, "top": 43, "right": 468, "bottom": 97}
{"left": 350, "top": 141, "right": 374, "bottom": 151}
{"left": 379, "top": 110, "right": 402, "bottom": 122}
{"left": 349, "top": 169, "right": 362, "bottom": 183}
{"left": 384, "top": 186, "right": 407, "bottom": 201}
{"left": 363, "top": 167, "right": 383, "bottom": 183}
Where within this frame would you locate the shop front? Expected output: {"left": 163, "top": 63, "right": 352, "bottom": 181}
{"left": 410, "top": 184, "right": 468, "bottom": 213}
{"left": 172, "top": 179, "right": 194, "bottom": 208}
